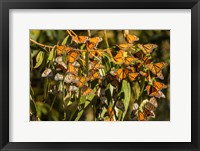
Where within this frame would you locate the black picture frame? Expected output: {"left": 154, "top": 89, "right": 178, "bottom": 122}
{"left": 0, "top": 0, "right": 199, "bottom": 150}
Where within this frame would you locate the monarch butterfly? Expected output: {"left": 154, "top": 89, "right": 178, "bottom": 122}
{"left": 89, "top": 69, "right": 101, "bottom": 81}
{"left": 89, "top": 60, "right": 104, "bottom": 70}
{"left": 146, "top": 86, "right": 166, "bottom": 98}
{"left": 89, "top": 50, "right": 103, "bottom": 59}
{"left": 145, "top": 97, "right": 158, "bottom": 111}
{"left": 141, "top": 56, "right": 152, "bottom": 66}
{"left": 113, "top": 50, "right": 124, "bottom": 64}
{"left": 138, "top": 108, "right": 155, "bottom": 121}
{"left": 138, "top": 111, "right": 146, "bottom": 121}
{"left": 56, "top": 45, "right": 71, "bottom": 56}
{"left": 125, "top": 34, "right": 139, "bottom": 44}
{"left": 106, "top": 73, "right": 119, "bottom": 87}
{"left": 126, "top": 66, "right": 137, "bottom": 72}
{"left": 116, "top": 43, "right": 133, "bottom": 50}
{"left": 54, "top": 73, "right": 64, "bottom": 81}
{"left": 82, "top": 85, "right": 94, "bottom": 96}
{"left": 67, "top": 63, "right": 78, "bottom": 74}
{"left": 72, "top": 35, "right": 89, "bottom": 44}
{"left": 56, "top": 61, "right": 68, "bottom": 71}
{"left": 114, "top": 68, "right": 131, "bottom": 81}
{"left": 146, "top": 62, "right": 168, "bottom": 76}
{"left": 72, "top": 61, "right": 80, "bottom": 68}
{"left": 41, "top": 68, "right": 52, "bottom": 77}
{"left": 124, "top": 56, "right": 138, "bottom": 66}
{"left": 134, "top": 55, "right": 152, "bottom": 72}
{"left": 69, "top": 85, "right": 78, "bottom": 92}
{"left": 156, "top": 71, "right": 164, "bottom": 80}
{"left": 133, "top": 50, "right": 144, "bottom": 60}
{"left": 138, "top": 43, "right": 157, "bottom": 54}
{"left": 116, "top": 101, "right": 125, "bottom": 112}
{"left": 153, "top": 81, "right": 167, "bottom": 90}
{"left": 146, "top": 81, "right": 167, "bottom": 98}
{"left": 139, "top": 71, "right": 151, "bottom": 82}
{"left": 67, "top": 30, "right": 88, "bottom": 44}
{"left": 76, "top": 76, "right": 88, "bottom": 87}
{"left": 143, "top": 108, "right": 155, "bottom": 118}
{"left": 86, "top": 37, "right": 103, "bottom": 50}
{"left": 130, "top": 103, "right": 139, "bottom": 119}
{"left": 67, "top": 50, "right": 80, "bottom": 63}
{"left": 107, "top": 106, "right": 115, "bottom": 117}
{"left": 64, "top": 73, "right": 78, "bottom": 84}
{"left": 128, "top": 72, "right": 139, "bottom": 81}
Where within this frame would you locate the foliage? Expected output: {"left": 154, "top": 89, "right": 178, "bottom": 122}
{"left": 30, "top": 30, "right": 170, "bottom": 121}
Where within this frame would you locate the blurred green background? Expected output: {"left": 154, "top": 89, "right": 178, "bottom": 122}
{"left": 30, "top": 30, "right": 170, "bottom": 121}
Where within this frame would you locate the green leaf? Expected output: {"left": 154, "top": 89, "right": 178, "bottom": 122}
{"left": 61, "top": 35, "right": 69, "bottom": 45}
{"left": 30, "top": 99, "right": 37, "bottom": 115}
{"left": 34, "top": 51, "right": 44, "bottom": 68}
{"left": 121, "top": 80, "right": 131, "bottom": 120}
{"left": 87, "top": 94, "right": 96, "bottom": 101}
{"left": 80, "top": 96, "right": 87, "bottom": 104}
{"left": 75, "top": 110, "right": 84, "bottom": 121}
{"left": 84, "top": 100, "right": 91, "bottom": 108}
{"left": 47, "top": 46, "right": 56, "bottom": 64}
{"left": 132, "top": 81, "right": 141, "bottom": 100}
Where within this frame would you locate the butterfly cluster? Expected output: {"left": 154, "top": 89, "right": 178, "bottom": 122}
{"left": 37, "top": 30, "right": 168, "bottom": 121}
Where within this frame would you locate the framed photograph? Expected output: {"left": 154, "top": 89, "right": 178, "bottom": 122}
{"left": 0, "top": 0, "right": 200, "bottom": 150}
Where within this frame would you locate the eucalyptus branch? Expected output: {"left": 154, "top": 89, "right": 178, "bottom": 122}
{"left": 30, "top": 39, "right": 54, "bottom": 52}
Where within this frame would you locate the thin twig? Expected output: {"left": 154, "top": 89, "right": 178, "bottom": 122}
{"left": 88, "top": 30, "right": 91, "bottom": 37}
{"left": 30, "top": 39, "right": 54, "bottom": 49}
{"left": 30, "top": 39, "right": 54, "bottom": 53}
{"left": 104, "top": 30, "right": 109, "bottom": 48}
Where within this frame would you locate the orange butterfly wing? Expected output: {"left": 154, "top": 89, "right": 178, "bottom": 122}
{"left": 138, "top": 111, "right": 146, "bottom": 121}
{"left": 125, "top": 34, "right": 139, "bottom": 44}
{"left": 89, "top": 69, "right": 101, "bottom": 81}
{"left": 56, "top": 45, "right": 71, "bottom": 55}
{"left": 86, "top": 37, "right": 102, "bottom": 50}
{"left": 146, "top": 84, "right": 166, "bottom": 98}
{"left": 124, "top": 56, "right": 138, "bottom": 66}
{"left": 82, "top": 85, "right": 94, "bottom": 96}
{"left": 76, "top": 76, "right": 87, "bottom": 87}
{"left": 114, "top": 68, "right": 132, "bottom": 81}
{"left": 147, "top": 62, "right": 168, "bottom": 75}
{"left": 138, "top": 43, "right": 157, "bottom": 54}
{"left": 116, "top": 43, "right": 133, "bottom": 50}
{"left": 67, "top": 63, "right": 78, "bottom": 74}
{"left": 153, "top": 81, "right": 167, "bottom": 90}
{"left": 128, "top": 72, "right": 139, "bottom": 81}
{"left": 89, "top": 50, "right": 103, "bottom": 59}
{"left": 68, "top": 50, "right": 80, "bottom": 63}
{"left": 113, "top": 50, "right": 124, "bottom": 64}
{"left": 72, "top": 35, "right": 88, "bottom": 44}
{"left": 89, "top": 60, "right": 104, "bottom": 70}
